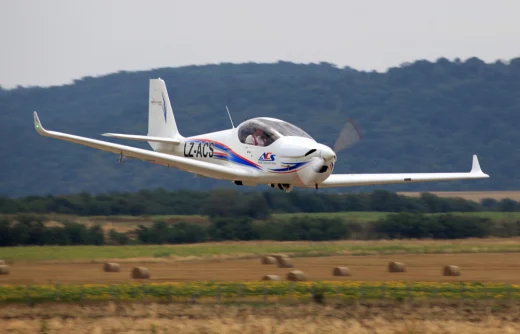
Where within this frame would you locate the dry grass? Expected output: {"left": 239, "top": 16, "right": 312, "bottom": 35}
{"left": 398, "top": 191, "right": 520, "bottom": 201}
{"left": 2, "top": 302, "right": 520, "bottom": 334}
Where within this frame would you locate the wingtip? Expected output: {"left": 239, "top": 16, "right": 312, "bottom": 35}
{"left": 471, "top": 154, "right": 488, "bottom": 177}
{"left": 33, "top": 111, "right": 45, "bottom": 134}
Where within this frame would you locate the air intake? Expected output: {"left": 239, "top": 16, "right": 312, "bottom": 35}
{"left": 304, "top": 149, "right": 317, "bottom": 156}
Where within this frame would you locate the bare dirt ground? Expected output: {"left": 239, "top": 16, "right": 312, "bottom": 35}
{"left": 2, "top": 253, "right": 520, "bottom": 284}
{"left": 398, "top": 191, "right": 520, "bottom": 201}
{"left": 2, "top": 302, "right": 520, "bottom": 334}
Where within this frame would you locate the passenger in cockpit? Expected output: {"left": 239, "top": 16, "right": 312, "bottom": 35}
{"left": 245, "top": 128, "right": 267, "bottom": 146}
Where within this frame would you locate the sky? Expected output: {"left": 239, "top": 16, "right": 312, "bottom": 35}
{"left": 1, "top": 0, "right": 519, "bottom": 88}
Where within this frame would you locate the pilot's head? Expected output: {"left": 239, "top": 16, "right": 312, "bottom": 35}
{"left": 254, "top": 128, "right": 264, "bottom": 136}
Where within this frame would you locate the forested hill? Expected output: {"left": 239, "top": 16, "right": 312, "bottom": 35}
{"left": 2, "top": 58, "right": 520, "bottom": 197}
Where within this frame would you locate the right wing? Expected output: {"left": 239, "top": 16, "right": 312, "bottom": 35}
{"left": 319, "top": 155, "right": 489, "bottom": 188}
{"left": 32, "top": 112, "right": 255, "bottom": 181}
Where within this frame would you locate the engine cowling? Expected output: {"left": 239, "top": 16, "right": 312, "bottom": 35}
{"left": 296, "top": 157, "right": 332, "bottom": 187}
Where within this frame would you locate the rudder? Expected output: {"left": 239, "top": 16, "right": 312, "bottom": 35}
{"left": 148, "top": 79, "right": 180, "bottom": 149}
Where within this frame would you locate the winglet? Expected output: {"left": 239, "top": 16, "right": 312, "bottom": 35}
{"left": 33, "top": 111, "right": 47, "bottom": 136}
{"left": 470, "top": 154, "right": 486, "bottom": 176}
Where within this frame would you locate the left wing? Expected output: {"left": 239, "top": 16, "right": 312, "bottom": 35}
{"left": 319, "top": 155, "right": 489, "bottom": 188}
{"left": 32, "top": 112, "right": 256, "bottom": 181}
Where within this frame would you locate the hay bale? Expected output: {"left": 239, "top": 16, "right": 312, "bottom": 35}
{"left": 0, "top": 265, "right": 9, "bottom": 275}
{"left": 388, "top": 261, "right": 406, "bottom": 273}
{"left": 277, "top": 257, "right": 293, "bottom": 268}
{"left": 131, "top": 267, "right": 150, "bottom": 279}
{"left": 262, "top": 275, "right": 281, "bottom": 281}
{"left": 287, "top": 270, "right": 307, "bottom": 281}
{"left": 103, "top": 262, "right": 120, "bottom": 272}
{"left": 0, "top": 260, "right": 5, "bottom": 265}
{"left": 270, "top": 253, "right": 288, "bottom": 261}
{"left": 443, "top": 265, "right": 461, "bottom": 276}
{"left": 261, "top": 256, "right": 277, "bottom": 265}
{"left": 332, "top": 266, "right": 351, "bottom": 276}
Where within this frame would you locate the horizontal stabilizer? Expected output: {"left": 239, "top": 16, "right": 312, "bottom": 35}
{"left": 102, "top": 133, "right": 181, "bottom": 144}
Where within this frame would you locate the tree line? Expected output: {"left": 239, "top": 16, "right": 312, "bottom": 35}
{"left": 2, "top": 212, "right": 519, "bottom": 247}
{"left": 1, "top": 189, "right": 520, "bottom": 217}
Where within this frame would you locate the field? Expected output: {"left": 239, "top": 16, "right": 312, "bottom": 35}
{"left": 2, "top": 302, "right": 520, "bottom": 333}
{"left": 2, "top": 252, "right": 520, "bottom": 285}
{"left": 3, "top": 238, "right": 520, "bottom": 262}
{"left": 4, "top": 191, "right": 520, "bottom": 333}
{"left": 2, "top": 237, "right": 520, "bottom": 332}
{"left": 2, "top": 239, "right": 520, "bottom": 284}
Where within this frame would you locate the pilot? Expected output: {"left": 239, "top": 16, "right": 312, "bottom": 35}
{"left": 245, "top": 128, "right": 266, "bottom": 146}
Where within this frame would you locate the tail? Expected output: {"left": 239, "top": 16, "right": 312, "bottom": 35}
{"left": 148, "top": 78, "right": 181, "bottom": 150}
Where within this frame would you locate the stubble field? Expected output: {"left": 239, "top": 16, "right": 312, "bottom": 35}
{"left": 1, "top": 252, "right": 520, "bottom": 285}
{"left": 2, "top": 302, "right": 520, "bottom": 334}
{"left": 2, "top": 239, "right": 520, "bottom": 333}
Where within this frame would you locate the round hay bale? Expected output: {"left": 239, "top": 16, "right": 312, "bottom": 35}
{"left": 270, "top": 254, "right": 288, "bottom": 261}
{"left": 0, "top": 265, "right": 9, "bottom": 275}
{"left": 103, "top": 262, "right": 120, "bottom": 272}
{"left": 287, "top": 270, "right": 307, "bottom": 281}
{"left": 262, "top": 275, "right": 281, "bottom": 281}
{"left": 443, "top": 265, "right": 461, "bottom": 276}
{"left": 131, "top": 267, "right": 150, "bottom": 279}
{"left": 277, "top": 257, "right": 293, "bottom": 268}
{"left": 388, "top": 261, "right": 406, "bottom": 273}
{"left": 261, "top": 256, "right": 277, "bottom": 265}
{"left": 332, "top": 266, "right": 351, "bottom": 276}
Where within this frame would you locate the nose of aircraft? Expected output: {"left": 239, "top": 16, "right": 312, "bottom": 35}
{"left": 319, "top": 146, "right": 336, "bottom": 161}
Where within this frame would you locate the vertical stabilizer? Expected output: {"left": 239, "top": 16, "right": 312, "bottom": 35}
{"left": 148, "top": 79, "right": 180, "bottom": 150}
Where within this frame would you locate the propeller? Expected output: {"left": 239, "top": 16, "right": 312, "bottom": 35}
{"left": 280, "top": 118, "right": 361, "bottom": 164}
{"left": 332, "top": 118, "right": 362, "bottom": 153}
{"left": 296, "top": 118, "right": 362, "bottom": 187}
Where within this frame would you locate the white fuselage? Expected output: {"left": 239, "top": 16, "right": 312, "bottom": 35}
{"left": 153, "top": 127, "right": 335, "bottom": 188}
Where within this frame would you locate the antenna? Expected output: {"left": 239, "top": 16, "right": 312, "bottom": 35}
{"left": 226, "top": 105, "right": 235, "bottom": 128}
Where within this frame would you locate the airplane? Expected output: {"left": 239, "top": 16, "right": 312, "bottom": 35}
{"left": 32, "top": 78, "right": 489, "bottom": 193}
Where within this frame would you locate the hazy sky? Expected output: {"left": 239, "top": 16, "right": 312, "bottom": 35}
{"left": 1, "top": 0, "right": 519, "bottom": 88}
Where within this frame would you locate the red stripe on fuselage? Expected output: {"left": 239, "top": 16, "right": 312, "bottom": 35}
{"left": 188, "top": 138, "right": 261, "bottom": 168}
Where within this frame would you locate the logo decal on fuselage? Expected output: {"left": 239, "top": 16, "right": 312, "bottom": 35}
{"left": 259, "top": 152, "right": 276, "bottom": 164}
{"left": 184, "top": 141, "right": 215, "bottom": 158}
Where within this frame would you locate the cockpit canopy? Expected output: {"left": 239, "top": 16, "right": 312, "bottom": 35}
{"left": 237, "top": 117, "right": 314, "bottom": 146}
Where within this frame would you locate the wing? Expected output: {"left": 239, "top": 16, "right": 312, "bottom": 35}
{"left": 319, "top": 155, "right": 489, "bottom": 188}
{"left": 32, "top": 112, "right": 255, "bottom": 181}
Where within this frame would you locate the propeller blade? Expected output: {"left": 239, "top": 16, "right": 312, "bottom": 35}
{"left": 333, "top": 119, "right": 362, "bottom": 153}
